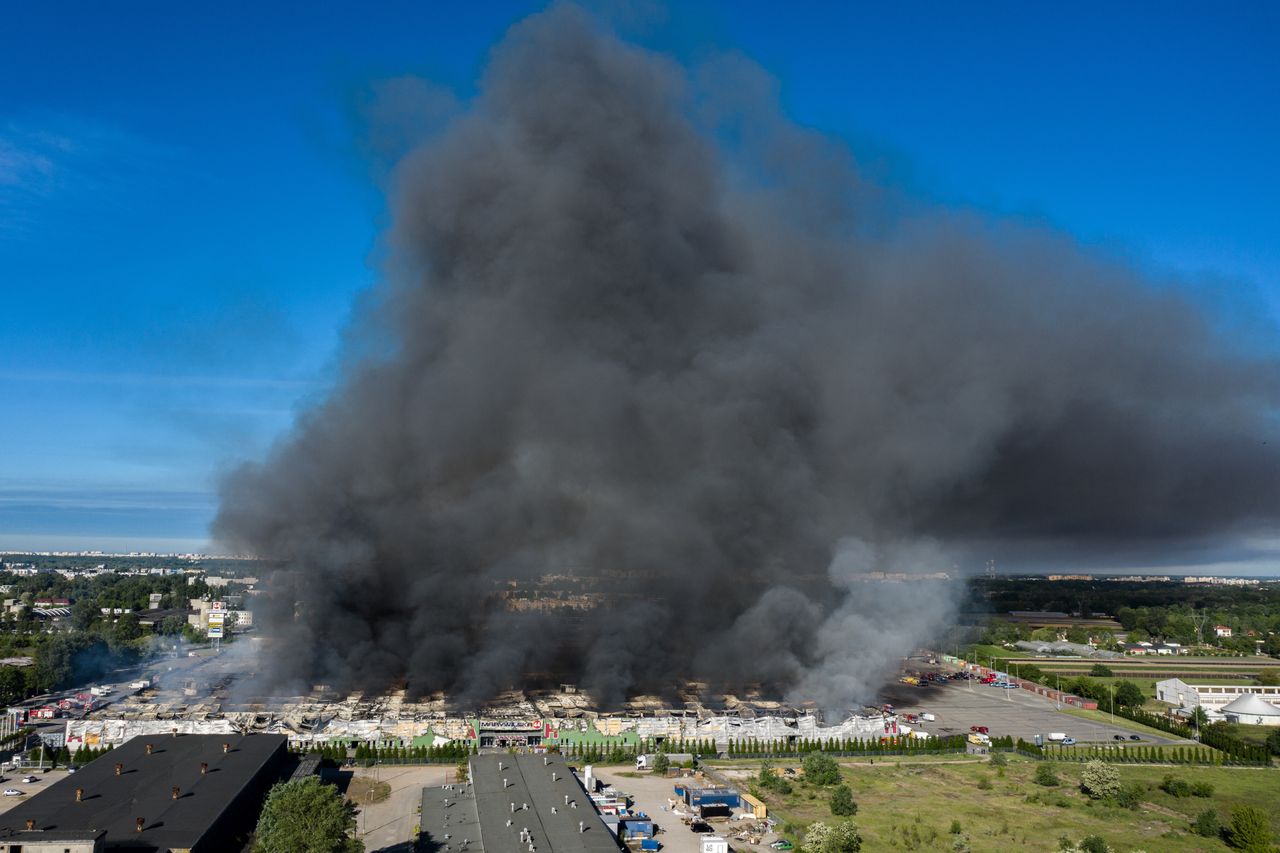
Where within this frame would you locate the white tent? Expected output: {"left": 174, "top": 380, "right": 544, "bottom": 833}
{"left": 1221, "top": 693, "right": 1280, "bottom": 726}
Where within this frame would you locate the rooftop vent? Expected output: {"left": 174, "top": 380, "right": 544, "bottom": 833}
{"left": 136, "top": 817, "right": 145, "bottom": 833}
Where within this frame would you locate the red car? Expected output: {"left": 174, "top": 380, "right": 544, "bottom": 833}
{"left": 970, "top": 725, "right": 989, "bottom": 734}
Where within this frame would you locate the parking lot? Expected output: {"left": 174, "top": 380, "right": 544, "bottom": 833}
{"left": 0, "top": 767, "right": 74, "bottom": 816}
{"left": 592, "top": 767, "right": 780, "bottom": 853}
{"left": 882, "top": 679, "right": 1182, "bottom": 745}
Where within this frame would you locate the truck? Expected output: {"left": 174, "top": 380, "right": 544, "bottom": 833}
{"left": 90, "top": 685, "right": 112, "bottom": 697}
{"left": 920, "top": 713, "right": 936, "bottom": 722}
{"left": 129, "top": 680, "right": 150, "bottom": 690}
{"left": 1047, "top": 732, "right": 1067, "bottom": 742}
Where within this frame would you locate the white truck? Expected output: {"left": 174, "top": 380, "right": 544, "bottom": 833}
{"left": 920, "top": 713, "right": 936, "bottom": 722}
{"left": 89, "top": 685, "right": 113, "bottom": 697}
{"left": 1047, "top": 732, "right": 1067, "bottom": 742}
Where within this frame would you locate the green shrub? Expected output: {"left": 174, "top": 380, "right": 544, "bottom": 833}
{"left": 1034, "top": 763, "right": 1060, "bottom": 786}
{"left": 1193, "top": 808, "right": 1220, "bottom": 838}
{"left": 1227, "top": 805, "right": 1274, "bottom": 851}
{"left": 1159, "top": 775, "right": 1192, "bottom": 798}
{"left": 1190, "top": 780, "right": 1214, "bottom": 798}
{"left": 829, "top": 784, "right": 857, "bottom": 817}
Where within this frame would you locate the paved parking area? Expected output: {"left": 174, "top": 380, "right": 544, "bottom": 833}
{"left": 0, "top": 768, "right": 74, "bottom": 815}
{"left": 592, "top": 767, "right": 778, "bottom": 853}
{"left": 353, "top": 764, "right": 451, "bottom": 853}
{"left": 882, "top": 680, "right": 1179, "bottom": 745}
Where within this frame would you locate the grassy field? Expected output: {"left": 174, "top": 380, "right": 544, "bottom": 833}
{"left": 751, "top": 756, "right": 1280, "bottom": 852}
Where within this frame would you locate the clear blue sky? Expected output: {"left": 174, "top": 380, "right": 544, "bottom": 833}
{"left": 1, "top": 2, "right": 1277, "bottom": 559}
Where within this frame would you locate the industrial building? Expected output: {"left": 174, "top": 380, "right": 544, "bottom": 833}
{"left": 0, "top": 734, "right": 289, "bottom": 852}
{"left": 420, "top": 753, "right": 621, "bottom": 853}
{"left": 1154, "top": 678, "right": 1280, "bottom": 713}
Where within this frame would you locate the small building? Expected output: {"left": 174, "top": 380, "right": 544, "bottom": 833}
{"left": 1221, "top": 694, "right": 1280, "bottom": 727}
{"left": 0, "top": 827, "right": 106, "bottom": 852}
{"left": 1214, "top": 625, "right": 1233, "bottom": 638}
{"left": 740, "top": 792, "right": 768, "bottom": 819}
{"left": 701, "top": 837, "right": 729, "bottom": 853}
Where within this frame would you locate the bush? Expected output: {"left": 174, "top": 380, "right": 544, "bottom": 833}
{"left": 1079, "top": 761, "right": 1120, "bottom": 800}
{"left": 803, "top": 752, "right": 842, "bottom": 786}
{"left": 949, "top": 819, "right": 962, "bottom": 835}
{"left": 1111, "top": 783, "right": 1143, "bottom": 810}
{"left": 1159, "top": 775, "right": 1192, "bottom": 797}
{"left": 1193, "top": 808, "right": 1220, "bottom": 838}
{"left": 652, "top": 753, "right": 670, "bottom": 773}
{"left": 1078, "top": 836, "right": 1110, "bottom": 853}
{"left": 989, "top": 751, "right": 1007, "bottom": 767}
{"left": 1190, "top": 780, "right": 1214, "bottom": 798}
{"left": 1034, "top": 763, "right": 1060, "bottom": 786}
{"left": 1089, "top": 664, "right": 1114, "bottom": 677}
{"left": 829, "top": 784, "right": 857, "bottom": 816}
{"left": 976, "top": 775, "right": 992, "bottom": 790}
{"left": 1227, "top": 805, "right": 1274, "bottom": 851}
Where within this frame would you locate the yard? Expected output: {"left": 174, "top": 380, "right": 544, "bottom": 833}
{"left": 743, "top": 755, "right": 1280, "bottom": 852}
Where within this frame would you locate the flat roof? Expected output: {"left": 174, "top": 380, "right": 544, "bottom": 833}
{"left": 0, "top": 733, "right": 287, "bottom": 851}
{"left": 423, "top": 754, "right": 620, "bottom": 853}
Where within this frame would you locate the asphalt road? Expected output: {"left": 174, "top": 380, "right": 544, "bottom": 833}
{"left": 883, "top": 679, "right": 1184, "bottom": 745}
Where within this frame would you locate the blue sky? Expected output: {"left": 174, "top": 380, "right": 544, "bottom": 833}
{"left": 1, "top": 2, "right": 1277, "bottom": 561}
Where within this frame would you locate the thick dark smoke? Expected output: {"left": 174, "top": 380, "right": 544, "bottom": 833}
{"left": 215, "top": 6, "right": 1280, "bottom": 709}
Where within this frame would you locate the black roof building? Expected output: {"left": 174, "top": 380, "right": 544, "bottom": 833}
{"left": 421, "top": 754, "right": 620, "bottom": 853}
{"left": 0, "top": 733, "right": 289, "bottom": 852}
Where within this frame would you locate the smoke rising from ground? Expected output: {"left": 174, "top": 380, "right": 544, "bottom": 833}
{"left": 214, "top": 6, "right": 1280, "bottom": 710}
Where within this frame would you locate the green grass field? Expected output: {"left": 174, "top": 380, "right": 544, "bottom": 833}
{"left": 753, "top": 756, "right": 1280, "bottom": 852}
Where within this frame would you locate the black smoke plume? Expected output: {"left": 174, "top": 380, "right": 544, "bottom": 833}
{"left": 214, "top": 6, "right": 1280, "bottom": 709}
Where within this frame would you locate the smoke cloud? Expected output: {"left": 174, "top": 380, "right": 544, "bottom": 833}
{"left": 214, "top": 6, "right": 1280, "bottom": 710}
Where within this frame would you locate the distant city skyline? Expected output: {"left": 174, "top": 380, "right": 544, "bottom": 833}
{"left": 2, "top": 2, "right": 1277, "bottom": 568}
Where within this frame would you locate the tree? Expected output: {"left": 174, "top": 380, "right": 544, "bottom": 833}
{"left": 252, "top": 777, "right": 363, "bottom": 853}
{"left": 652, "top": 752, "right": 670, "bottom": 773}
{"left": 829, "top": 784, "right": 856, "bottom": 816}
{"left": 1191, "top": 706, "right": 1209, "bottom": 729}
{"left": 803, "top": 821, "right": 861, "bottom": 853}
{"left": 1079, "top": 761, "right": 1120, "bottom": 800}
{"left": 1256, "top": 668, "right": 1280, "bottom": 687}
{"left": 1065, "top": 626, "right": 1090, "bottom": 645}
{"left": 1077, "top": 837, "right": 1110, "bottom": 853}
{"left": 1088, "top": 663, "right": 1113, "bottom": 678}
{"left": 1193, "top": 809, "right": 1220, "bottom": 838}
{"left": 802, "top": 752, "right": 841, "bottom": 786}
{"left": 1226, "top": 805, "right": 1274, "bottom": 852}
{"left": 1113, "top": 681, "right": 1144, "bottom": 708}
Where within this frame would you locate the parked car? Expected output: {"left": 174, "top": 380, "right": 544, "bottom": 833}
{"left": 1062, "top": 737, "right": 1077, "bottom": 746}
{"left": 1128, "top": 735, "right": 1141, "bottom": 741}
{"left": 3, "top": 789, "right": 21, "bottom": 797}
{"left": 771, "top": 842, "right": 794, "bottom": 851}
{"left": 970, "top": 726, "right": 989, "bottom": 734}
{"left": 21, "top": 776, "right": 36, "bottom": 783}
{"left": 1112, "top": 735, "right": 1126, "bottom": 741}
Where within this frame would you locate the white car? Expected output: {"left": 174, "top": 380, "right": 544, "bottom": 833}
{"left": 3, "top": 789, "right": 21, "bottom": 796}
{"left": 21, "top": 776, "right": 37, "bottom": 783}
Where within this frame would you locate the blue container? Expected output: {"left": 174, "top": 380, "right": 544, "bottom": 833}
{"left": 641, "top": 841, "right": 662, "bottom": 851}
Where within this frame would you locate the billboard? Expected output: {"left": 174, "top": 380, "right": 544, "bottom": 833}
{"left": 207, "top": 610, "right": 225, "bottom": 639}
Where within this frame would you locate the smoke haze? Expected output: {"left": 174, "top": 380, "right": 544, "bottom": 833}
{"left": 214, "top": 5, "right": 1280, "bottom": 710}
